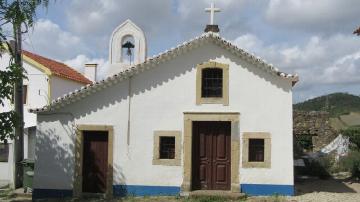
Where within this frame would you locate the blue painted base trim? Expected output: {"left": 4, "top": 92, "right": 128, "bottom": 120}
{"left": 241, "top": 184, "right": 294, "bottom": 196}
{"left": 33, "top": 188, "right": 73, "bottom": 199}
{"left": 113, "top": 185, "right": 180, "bottom": 197}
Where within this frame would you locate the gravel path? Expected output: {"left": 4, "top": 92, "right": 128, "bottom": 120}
{"left": 291, "top": 178, "right": 360, "bottom": 202}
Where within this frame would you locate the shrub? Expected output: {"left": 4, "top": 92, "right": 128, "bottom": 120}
{"left": 342, "top": 127, "right": 360, "bottom": 150}
{"left": 305, "top": 155, "right": 333, "bottom": 179}
{"left": 339, "top": 150, "right": 360, "bottom": 179}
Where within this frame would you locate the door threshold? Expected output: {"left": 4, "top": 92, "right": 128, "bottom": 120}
{"left": 81, "top": 192, "right": 106, "bottom": 199}
{"left": 188, "top": 190, "right": 244, "bottom": 200}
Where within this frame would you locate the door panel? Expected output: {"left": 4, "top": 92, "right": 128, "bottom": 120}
{"left": 192, "top": 121, "right": 231, "bottom": 190}
{"left": 82, "top": 131, "right": 108, "bottom": 193}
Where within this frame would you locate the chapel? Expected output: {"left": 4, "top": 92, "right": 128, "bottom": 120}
{"left": 31, "top": 3, "right": 298, "bottom": 199}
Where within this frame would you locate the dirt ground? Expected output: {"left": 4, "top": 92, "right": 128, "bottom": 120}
{"left": 290, "top": 177, "right": 360, "bottom": 202}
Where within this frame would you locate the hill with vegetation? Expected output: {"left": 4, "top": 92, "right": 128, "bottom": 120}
{"left": 294, "top": 93, "right": 360, "bottom": 130}
{"left": 294, "top": 93, "right": 360, "bottom": 117}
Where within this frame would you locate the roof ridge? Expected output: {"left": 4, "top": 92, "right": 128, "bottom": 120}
{"left": 30, "top": 33, "right": 298, "bottom": 113}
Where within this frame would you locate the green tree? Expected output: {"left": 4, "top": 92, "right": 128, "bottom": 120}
{"left": 0, "top": 0, "right": 49, "bottom": 140}
{"left": 0, "top": 0, "right": 49, "bottom": 187}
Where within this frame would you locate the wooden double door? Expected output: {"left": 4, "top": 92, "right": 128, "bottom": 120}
{"left": 82, "top": 131, "right": 108, "bottom": 193}
{"left": 192, "top": 121, "right": 231, "bottom": 190}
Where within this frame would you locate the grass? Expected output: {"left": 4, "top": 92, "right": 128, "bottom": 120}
{"left": 0, "top": 188, "right": 15, "bottom": 200}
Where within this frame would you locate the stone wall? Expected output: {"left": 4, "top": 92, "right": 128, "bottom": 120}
{"left": 293, "top": 110, "right": 338, "bottom": 151}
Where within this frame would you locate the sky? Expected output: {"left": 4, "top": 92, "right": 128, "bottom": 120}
{"left": 21, "top": 0, "right": 360, "bottom": 103}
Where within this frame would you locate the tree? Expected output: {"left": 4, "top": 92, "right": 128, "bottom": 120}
{"left": 0, "top": 0, "right": 48, "bottom": 188}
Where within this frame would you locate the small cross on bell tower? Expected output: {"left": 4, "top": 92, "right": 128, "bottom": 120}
{"left": 204, "top": 3, "right": 221, "bottom": 33}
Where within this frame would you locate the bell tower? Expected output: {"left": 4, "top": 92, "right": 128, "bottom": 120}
{"left": 108, "top": 19, "right": 147, "bottom": 75}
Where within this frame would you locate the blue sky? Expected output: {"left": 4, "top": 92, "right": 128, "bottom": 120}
{"left": 23, "top": 0, "right": 360, "bottom": 103}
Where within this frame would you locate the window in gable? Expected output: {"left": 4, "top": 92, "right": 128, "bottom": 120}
{"left": 196, "top": 61, "right": 229, "bottom": 105}
{"left": 201, "top": 68, "right": 223, "bottom": 98}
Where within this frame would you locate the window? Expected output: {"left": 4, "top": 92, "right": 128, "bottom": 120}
{"left": 201, "top": 68, "right": 223, "bottom": 98}
{"left": 153, "top": 131, "right": 181, "bottom": 166}
{"left": 23, "top": 85, "right": 28, "bottom": 104}
{"left": 196, "top": 61, "right": 229, "bottom": 105}
{"left": 248, "top": 139, "right": 264, "bottom": 162}
{"left": 242, "top": 132, "right": 271, "bottom": 168}
{"left": 159, "top": 137, "right": 175, "bottom": 159}
{"left": 11, "top": 85, "right": 28, "bottom": 104}
{"left": 0, "top": 143, "right": 9, "bottom": 162}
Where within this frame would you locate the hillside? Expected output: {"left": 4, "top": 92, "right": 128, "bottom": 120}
{"left": 294, "top": 92, "right": 360, "bottom": 117}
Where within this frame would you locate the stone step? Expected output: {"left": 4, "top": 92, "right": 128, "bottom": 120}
{"left": 189, "top": 190, "right": 246, "bottom": 200}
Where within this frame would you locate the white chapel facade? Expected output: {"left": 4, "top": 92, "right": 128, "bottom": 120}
{"left": 31, "top": 4, "right": 298, "bottom": 199}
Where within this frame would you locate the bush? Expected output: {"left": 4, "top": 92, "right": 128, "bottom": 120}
{"left": 342, "top": 127, "right": 360, "bottom": 150}
{"left": 339, "top": 150, "right": 360, "bottom": 179}
{"left": 305, "top": 155, "right": 333, "bottom": 179}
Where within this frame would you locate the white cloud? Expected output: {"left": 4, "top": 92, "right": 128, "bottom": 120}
{"left": 265, "top": 0, "right": 360, "bottom": 32}
{"left": 232, "top": 33, "right": 360, "bottom": 88}
{"left": 24, "top": 19, "right": 88, "bottom": 60}
{"left": 64, "top": 54, "right": 109, "bottom": 81}
{"left": 24, "top": 1, "right": 360, "bottom": 101}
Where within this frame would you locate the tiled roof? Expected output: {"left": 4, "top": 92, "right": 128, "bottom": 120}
{"left": 30, "top": 32, "right": 299, "bottom": 113}
{"left": 22, "top": 50, "right": 92, "bottom": 84}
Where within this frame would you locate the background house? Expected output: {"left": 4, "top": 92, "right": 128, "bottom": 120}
{"left": 0, "top": 50, "right": 93, "bottom": 187}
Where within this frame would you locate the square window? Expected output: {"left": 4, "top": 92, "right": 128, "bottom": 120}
{"left": 0, "top": 143, "right": 9, "bottom": 162}
{"left": 248, "top": 139, "right": 264, "bottom": 162}
{"left": 159, "top": 136, "right": 175, "bottom": 159}
{"left": 153, "top": 131, "right": 181, "bottom": 166}
{"left": 242, "top": 132, "right": 271, "bottom": 168}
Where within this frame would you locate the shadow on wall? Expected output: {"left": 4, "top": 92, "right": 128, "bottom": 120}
{"left": 33, "top": 117, "right": 75, "bottom": 199}
{"left": 63, "top": 42, "right": 291, "bottom": 119}
{"left": 33, "top": 116, "right": 128, "bottom": 199}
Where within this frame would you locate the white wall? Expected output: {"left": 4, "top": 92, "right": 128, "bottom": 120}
{"left": 35, "top": 42, "right": 293, "bottom": 190}
{"left": 0, "top": 53, "right": 49, "bottom": 183}
{"left": 0, "top": 52, "right": 86, "bottom": 184}
{"left": 0, "top": 143, "right": 14, "bottom": 182}
{"left": 50, "top": 76, "right": 84, "bottom": 100}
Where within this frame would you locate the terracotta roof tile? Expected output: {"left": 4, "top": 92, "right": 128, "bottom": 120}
{"left": 22, "top": 50, "right": 92, "bottom": 84}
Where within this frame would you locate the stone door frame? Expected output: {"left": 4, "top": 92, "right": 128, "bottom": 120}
{"left": 73, "top": 125, "right": 114, "bottom": 198}
{"left": 182, "top": 112, "right": 240, "bottom": 193}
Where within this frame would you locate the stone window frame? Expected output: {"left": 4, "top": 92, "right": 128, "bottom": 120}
{"left": 196, "top": 61, "right": 229, "bottom": 106}
{"left": 242, "top": 132, "right": 271, "bottom": 168}
{"left": 152, "top": 130, "right": 181, "bottom": 166}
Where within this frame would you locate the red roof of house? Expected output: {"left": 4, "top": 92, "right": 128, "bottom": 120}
{"left": 22, "top": 50, "right": 92, "bottom": 84}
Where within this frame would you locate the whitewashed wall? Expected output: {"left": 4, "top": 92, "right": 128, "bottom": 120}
{"left": 0, "top": 53, "right": 49, "bottom": 184}
{"left": 35, "top": 42, "right": 293, "bottom": 190}
{"left": 50, "top": 76, "right": 84, "bottom": 100}
{"left": 0, "top": 52, "right": 87, "bottom": 185}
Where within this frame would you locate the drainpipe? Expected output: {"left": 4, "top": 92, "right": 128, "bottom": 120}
{"left": 127, "top": 76, "right": 132, "bottom": 148}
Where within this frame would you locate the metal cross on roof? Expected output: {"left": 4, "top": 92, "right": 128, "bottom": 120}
{"left": 205, "top": 3, "right": 221, "bottom": 25}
